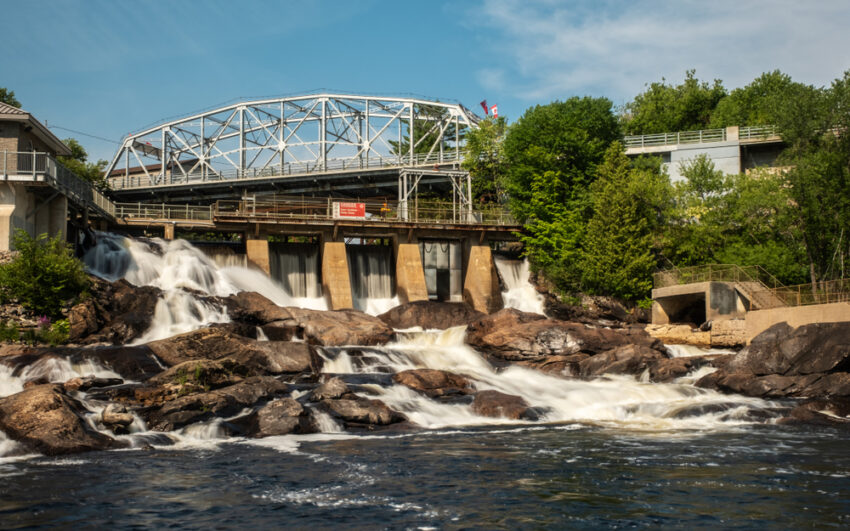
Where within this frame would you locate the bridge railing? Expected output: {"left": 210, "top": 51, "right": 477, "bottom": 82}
{"left": 738, "top": 125, "right": 779, "bottom": 140}
{"left": 108, "top": 150, "right": 468, "bottom": 190}
{"left": 112, "top": 196, "right": 517, "bottom": 227}
{"left": 623, "top": 128, "right": 726, "bottom": 149}
{"left": 1, "top": 151, "right": 116, "bottom": 219}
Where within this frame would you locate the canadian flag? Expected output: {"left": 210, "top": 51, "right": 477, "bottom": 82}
{"left": 491, "top": 105, "right": 499, "bottom": 118}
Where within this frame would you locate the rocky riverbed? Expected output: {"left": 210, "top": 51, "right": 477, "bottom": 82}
{"left": 1, "top": 273, "right": 848, "bottom": 458}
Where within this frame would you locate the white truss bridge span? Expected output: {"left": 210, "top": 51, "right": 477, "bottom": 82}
{"left": 104, "top": 93, "right": 481, "bottom": 200}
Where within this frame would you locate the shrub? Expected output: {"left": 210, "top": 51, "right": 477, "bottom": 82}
{"left": 0, "top": 230, "right": 89, "bottom": 318}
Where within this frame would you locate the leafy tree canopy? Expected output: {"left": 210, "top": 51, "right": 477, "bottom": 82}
{"left": 710, "top": 70, "right": 801, "bottom": 128}
{"left": 58, "top": 138, "right": 109, "bottom": 189}
{"left": 462, "top": 116, "right": 507, "bottom": 204}
{"left": 623, "top": 70, "right": 726, "bottom": 135}
{"left": 0, "top": 87, "right": 21, "bottom": 108}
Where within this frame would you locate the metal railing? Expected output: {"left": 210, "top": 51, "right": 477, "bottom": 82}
{"left": 653, "top": 264, "right": 786, "bottom": 290}
{"left": 112, "top": 196, "right": 517, "bottom": 227}
{"left": 624, "top": 128, "right": 726, "bottom": 148}
{"left": 766, "top": 279, "right": 850, "bottom": 307}
{"left": 1, "top": 151, "right": 116, "bottom": 219}
{"left": 108, "top": 150, "right": 467, "bottom": 190}
{"left": 624, "top": 125, "right": 781, "bottom": 149}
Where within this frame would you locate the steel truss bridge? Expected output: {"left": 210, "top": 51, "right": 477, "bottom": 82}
{"left": 104, "top": 94, "right": 481, "bottom": 214}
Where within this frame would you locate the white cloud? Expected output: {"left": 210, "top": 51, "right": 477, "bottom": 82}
{"left": 469, "top": 0, "right": 850, "bottom": 103}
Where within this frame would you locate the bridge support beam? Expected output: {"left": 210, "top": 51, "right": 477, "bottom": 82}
{"left": 163, "top": 223, "right": 175, "bottom": 240}
{"left": 246, "top": 238, "right": 271, "bottom": 275}
{"left": 395, "top": 243, "right": 428, "bottom": 304}
{"left": 462, "top": 245, "right": 503, "bottom": 314}
{"left": 321, "top": 241, "right": 353, "bottom": 310}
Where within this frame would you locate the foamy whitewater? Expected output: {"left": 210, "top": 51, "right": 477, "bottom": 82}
{"left": 83, "top": 234, "right": 330, "bottom": 342}
{"left": 494, "top": 257, "right": 546, "bottom": 315}
{"left": 319, "top": 326, "right": 774, "bottom": 431}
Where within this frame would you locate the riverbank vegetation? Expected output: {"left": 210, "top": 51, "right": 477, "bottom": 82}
{"left": 465, "top": 69, "right": 850, "bottom": 302}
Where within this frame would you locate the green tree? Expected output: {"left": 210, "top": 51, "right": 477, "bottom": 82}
{"left": 502, "top": 97, "right": 620, "bottom": 289}
{"left": 0, "top": 230, "right": 89, "bottom": 318}
{"left": 623, "top": 70, "right": 726, "bottom": 134}
{"left": 0, "top": 88, "right": 21, "bottom": 108}
{"left": 58, "top": 138, "right": 109, "bottom": 189}
{"left": 710, "top": 70, "right": 799, "bottom": 128}
{"left": 580, "top": 143, "right": 672, "bottom": 300}
{"left": 772, "top": 71, "right": 850, "bottom": 286}
{"left": 389, "top": 104, "right": 462, "bottom": 158}
{"left": 462, "top": 116, "right": 507, "bottom": 203}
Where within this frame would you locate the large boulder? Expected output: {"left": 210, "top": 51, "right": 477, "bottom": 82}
{"left": 392, "top": 369, "right": 473, "bottom": 398}
{"left": 467, "top": 310, "right": 662, "bottom": 361}
{"left": 0, "top": 344, "right": 162, "bottom": 383}
{"left": 145, "top": 327, "right": 322, "bottom": 375}
{"left": 778, "top": 398, "right": 850, "bottom": 427}
{"left": 378, "top": 301, "right": 485, "bottom": 331}
{"left": 320, "top": 397, "right": 406, "bottom": 426}
{"left": 471, "top": 390, "right": 537, "bottom": 420}
{"left": 68, "top": 277, "right": 162, "bottom": 344}
{"left": 0, "top": 384, "right": 121, "bottom": 455}
{"left": 226, "top": 292, "right": 393, "bottom": 346}
{"left": 143, "top": 376, "right": 289, "bottom": 431}
{"left": 516, "top": 354, "right": 590, "bottom": 378}
{"left": 237, "top": 398, "right": 316, "bottom": 437}
{"left": 578, "top": 345, "right": 668, "bottom": 378}
{"left": 728, "top": 322, "right": 850, "bottom": 376}
{"left": 309, "top": 377, "right": 349, "bottom": 401}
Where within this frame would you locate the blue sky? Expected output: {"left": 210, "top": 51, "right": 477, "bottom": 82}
{"left": 2, "top": 0, "right": 849, "bottom": 163}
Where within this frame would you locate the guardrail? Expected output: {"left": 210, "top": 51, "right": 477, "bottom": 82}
{"left": 112, "top": 196, "right": 517, "bottom": 227}
{"left": 766, "top": 279, "right": 850, "bottom": 307}
{"left": 653, "top": 263, "right": 786, "bottom": 290}
{"left": 624, "top": 125, "right": 781, "bottom": 149}
{"left": 108, "top": 150, "right": 467, "bottom": 190}
{"left": 109, "top": 197, "right": 517, "bottom": 226}
{"left": 1, "top": 151, "right": 116, "bottom": 219}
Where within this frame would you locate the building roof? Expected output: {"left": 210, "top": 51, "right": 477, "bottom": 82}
{"left": 0, "top": 102, "right": 27, "bottom": 115}
{"left": 0, "top": 102, "right": 72, "bottom": 156}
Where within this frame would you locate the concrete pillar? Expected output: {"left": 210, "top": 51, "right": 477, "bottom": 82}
{"left": 726, "top": 125, "right": 739, "bottom": 141}
{"left": 246, "top": 238, "right": 270, "bottom": 275}
{"left": 321, "top": 241, "right": 353, "bottom": 309}
{"left": 47, "top": 195, "right": 67, "bottom": 241}
{"left": 163, "top": 223, "right": 175, "bottom": 241}
{"left": 395, "top": 243, "right": 428, "bottom": 304}
{"left": 463, "top": 245, "right": 503, "bottom": 314}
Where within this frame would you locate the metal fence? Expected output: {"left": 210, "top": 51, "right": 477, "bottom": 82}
{"left": 1, "top": 151, "right": 116, "bottom": 219}
{"left": 112, "top": 196, "right": 516, "bottom": 227}
{"left": 653, "top": 264, "right": 786, "bottom": 290}
{"left": 623, "top": 125, "right": 781, "bottom": 149}
{"left": 767, "top": 279, "right": 850, "bottom": 307}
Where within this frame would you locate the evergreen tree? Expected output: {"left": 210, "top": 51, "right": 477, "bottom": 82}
{"left": 580, "top": 143, "right": 671, "bottom": 300}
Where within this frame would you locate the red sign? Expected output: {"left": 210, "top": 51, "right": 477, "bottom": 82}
{"left": 333, "top": 202, "right": 366, "bottom": 219}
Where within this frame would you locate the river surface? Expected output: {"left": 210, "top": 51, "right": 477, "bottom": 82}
{"left": 1, "top": 424, "right": 848, "bottom": 529}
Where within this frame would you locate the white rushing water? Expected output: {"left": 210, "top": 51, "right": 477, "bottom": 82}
{"left": 320, "top": 326, "right": 773, "bottom": 431}
{"left": 494, "top": 257, "right": 546, "bottom": 315}
{"left": 665, "top": 344, "right": 737, "bottom": 358}
{"left": 83, "top": 234, "right": 331, "bottom": 341}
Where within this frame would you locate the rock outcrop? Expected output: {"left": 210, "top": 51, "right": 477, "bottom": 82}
{"left": 68, "top": 277, "right": 162, "bottom": 345}
{"left": 0, "top": 384, "right": 121, "bottom": 455}
{"left": 226, "top": 292, "right": 393, "bottom": 346}
{"left": 392, "top": 369, "right": 473, "bottom": 398}
{"left": 698, "top": 322, "right": 850, "bottom": 401}
{"left": 466, "top": 309, "right": 662, "bottom": 362}
{"left": 471, "top": 390, "right": 537, "bottom": 420}
{"left": 378, "top": 301, "right": 485, "bottom": 331}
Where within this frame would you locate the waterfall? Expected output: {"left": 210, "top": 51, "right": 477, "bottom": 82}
{"left": 346, "top": 245, "right": 398, "bottom": 315}
{"left": 269, "top": 243, "right": 322, "bottom": 299}
{"left": 199, "top": 244, "right": 247, "bottom": 269}
{"left": 494, "top": 257, "right": 546, "bottom": 315}
{"left": 83, "top": 234, "right": 327, "bottom": 342}
{"left": 319, "top": 326, "right": 774, "bottom": 430}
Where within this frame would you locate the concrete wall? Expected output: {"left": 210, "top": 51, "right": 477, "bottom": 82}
{"left": 321, "top": 241, "right": 353, "bottom": 310}
{"left": 245, "top": 238, "right": 270, "bottom": 275}
{"left": 395, "top": 243, "right": 428, "bottom": 304}
{"left": 666, "top": 142, "right": 741, "bottom": 182}
{"left": 746, "top": 302, "right": 850, "bottom": 342}
{"left": 652, "top": 282, "right": 747, "bottom": 325}
{"left": 462, "top": 244, "right": 503, "bottom": 314}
